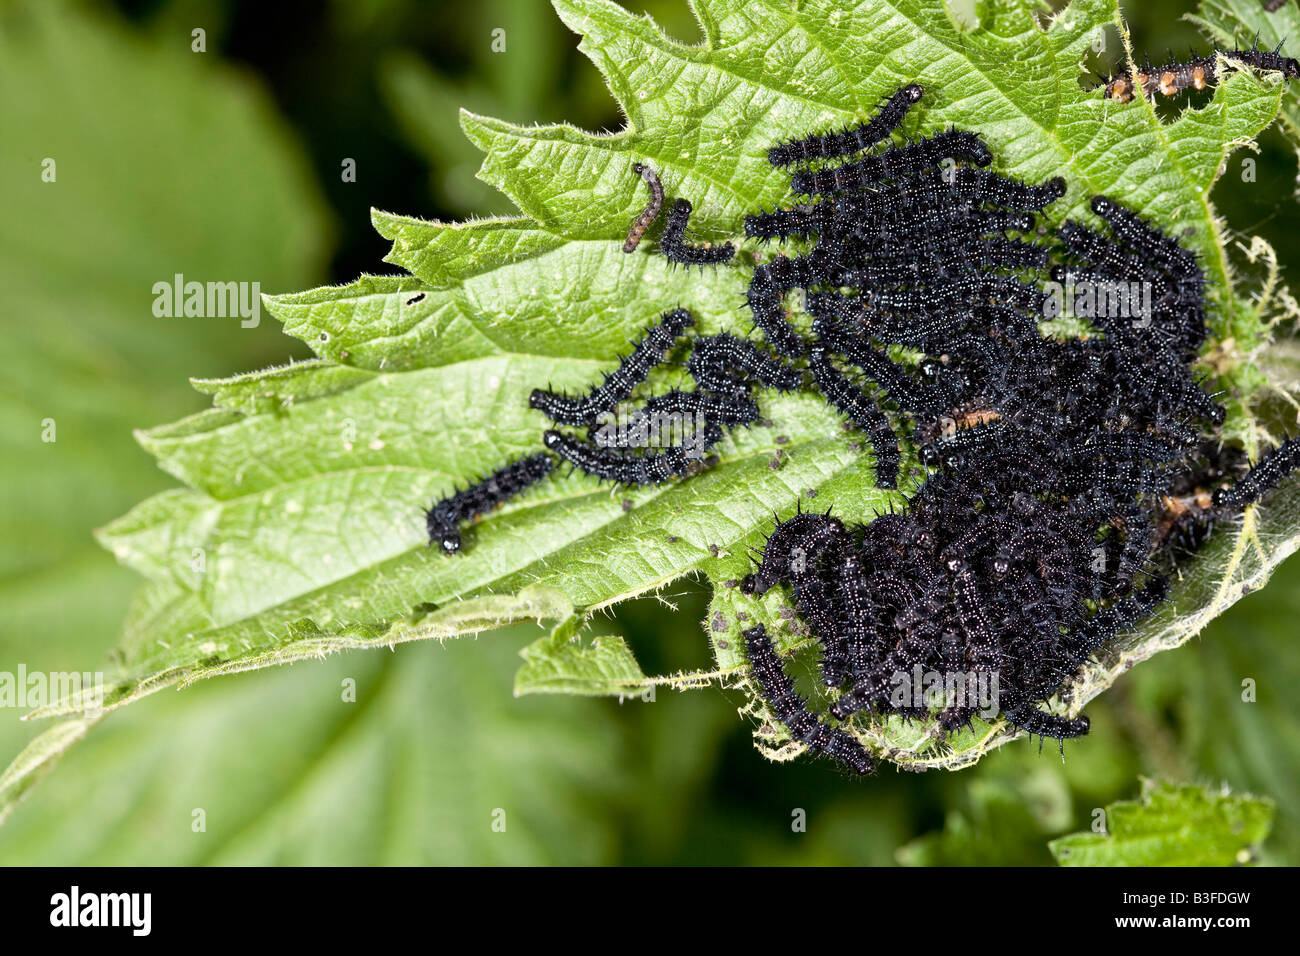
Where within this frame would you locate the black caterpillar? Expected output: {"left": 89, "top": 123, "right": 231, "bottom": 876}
{"left": 1213, "top": 436, "right": 1300, "bottom": 511}
{"left": 687, "top": 333, "right": 803, "bottom": 394}
{"left": 791, "top": 129, "right": 993, "bottom": 195}
{"left": 767, "top": 83, "right": 924, "bottom": 167}
{"left": 744, "top": 623, "right": 875, "bottom": 774}
{"left": 528, "top": 308, "right": 694, "bottom": 425}
{"left": 544, "top": 425, "right": 724, "bottom": 485}
{"left": 806, "top": 343, "right": 902, "bottom": 488}
{"left": 660, "top": 199, "right": 736, "bottom": 267}
{"left": 425, "top": 453, "right": 555, "bottom": 554}
{"left": 590, "top": 390, "right": 760, "bottom": 448}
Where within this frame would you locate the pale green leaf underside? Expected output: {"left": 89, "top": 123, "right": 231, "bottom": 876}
{"left": 8, "top": 0, "right": 1300, "bottom": 809}
{"left": 1049, "top": 778, "right": 1274, "bottom": 866}
{"left": 0, "top": 719, "right": 100, "bottom": 827}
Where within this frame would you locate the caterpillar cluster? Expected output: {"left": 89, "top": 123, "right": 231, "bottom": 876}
{"left": 422, "top": 86, "right": 1300, "bottom": 777}
{"left": 1101, "top": 38, "right": 1300, "bottom": 103}
{"left": 726, "top": 87, "right": 1300, "bottom": 772}
{"left": 741, "top": 506, "right": 1171, "bottom": 775}
{"left": 743, "top": 95, "right": 1066, "bottom": 498}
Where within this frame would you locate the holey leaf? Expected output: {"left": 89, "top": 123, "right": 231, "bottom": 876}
{"left": 8, "top": 0, "right": 1300, "bottom": 811}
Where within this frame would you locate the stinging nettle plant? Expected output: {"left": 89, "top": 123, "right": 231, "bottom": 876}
{"left": 5, "top": 0, "right": 1300, "bottom": 813}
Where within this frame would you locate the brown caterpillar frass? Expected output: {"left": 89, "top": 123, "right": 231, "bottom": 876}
{"left": 1103, "top": 39, "right": 1300, "bottom": 103}
{"left": 623, "top": 162, "right": 664, "bottom": 253}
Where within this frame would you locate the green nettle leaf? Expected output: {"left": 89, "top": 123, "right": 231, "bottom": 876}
{"left": 7, "top": 0, "right": 1300, "bottom": 813}
{"left": 1049, "top": 778, "right": 1274, "bottom": 865}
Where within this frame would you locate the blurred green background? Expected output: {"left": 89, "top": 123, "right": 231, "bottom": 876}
{"left": 0, "top": 0, "right": 1296, "bottom": 865}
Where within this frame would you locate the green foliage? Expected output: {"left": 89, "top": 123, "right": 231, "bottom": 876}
{"left": 516, "top": 613, "right": 652, "bottom": 697}
{"left": 0, "top": 0, "right": 329, "bottom": 820}
{"left": 0, "top": 0, "right": 738, "bottom": 865}
{"left": 0, "top": 632, "right": 645, "bottom": 865}
{"left": 6, "top": 0, "right": 1300, "bottom": 826}
{"left": 1122, "top": 563, "right": 1300, "bottom": 863}
{"left": 1049, "top": 778, "right": 1274, "bottom": 866}
{"left": 896, "top": 769, "right": 1071, "bottom": 866}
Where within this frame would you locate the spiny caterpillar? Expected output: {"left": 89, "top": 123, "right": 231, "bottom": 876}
{"left": 1213, "top": 437, "right": 1300, "bottom": 511}
{"left": 1102, "top": 38, "right": 1300, "bottom": 103}
{"left": 544, "top": 423, "right": 725, "bottom": 485}
{"left": 425, "top": 453, "right": 555, "bottom": 554}
{"left": 791, "top": 129, "right": 993, "bottom": 195}
{"left": 686, "top": 333, "right": 803, "bottom": 394}
{"left": 660, "top": 199, "right": 736, "bottom": 267}
{"left": 806, "top": 344, "right": 902, "bottom": 488}
{"left": 528, "top": 308, "right": 694, "bottom": 425}
{"left": 744, "top": 623, "right": 875, "bottom": 774}
{"left": 767, "top": 83, "right": 924, "bottom": 167}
